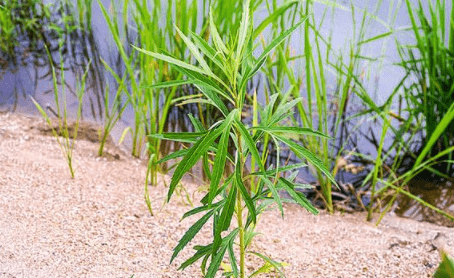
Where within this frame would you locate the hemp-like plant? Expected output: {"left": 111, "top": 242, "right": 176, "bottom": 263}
{"left": 135, "top": 2, "right": 335, "bottom": 277}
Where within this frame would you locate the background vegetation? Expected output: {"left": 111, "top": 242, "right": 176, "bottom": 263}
{"left": 1, "top": 0, "right": 454, "bottom": 275}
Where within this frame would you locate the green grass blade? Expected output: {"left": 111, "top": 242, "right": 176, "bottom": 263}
{"left": 253, "top": 1, "right": 299, "bottom": 39}
{"left": 414, "top": 101, "right": 454, "bottom": 168}
{"left": 143, "top": 79, "right": 195, "bottom": 89}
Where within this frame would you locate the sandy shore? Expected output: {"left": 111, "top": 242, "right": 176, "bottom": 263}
{"left": 0, "top": 113, "right": 452, "bottom": 277}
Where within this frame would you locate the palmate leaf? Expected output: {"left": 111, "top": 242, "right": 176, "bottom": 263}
{"left": 278, "top": 177, "right": 318, "bottom": 215}
{"left": 167, "top": 110, "right": 237, "bottom": 201}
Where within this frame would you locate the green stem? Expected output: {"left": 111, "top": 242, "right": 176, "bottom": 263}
{"left": 237, "top": 188, "right": 245, "bottom": 278}
{"left": 236, "top": 128, "right": 246, "bottom": 278}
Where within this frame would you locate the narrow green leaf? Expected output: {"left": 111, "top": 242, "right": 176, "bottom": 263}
{"left": 252, "top": 126, "right": 332, "bottom": 139}
{"left": 249, "top": 252, "right": 286, "bottom": 278}
{"left": 235, "top": 119, "right": 265, "bottom": 173}
{"left": 156, "top": 149, "right": 189, "bottom": 164}
{"left": 209, "top": 7, "right": 228, "bottom": 55}
{"left": 260, "top": 177, "right": 284, "bottom": 217}
{"left": 132, "top": 45, "right": 209, "bottom": 76}
{"left": 167, "top": 128, "right": 222, "bottom": 201}
{"left": 253, "top": 1, "right": 299, "bottom": 39}
{"left": 276, "top": 135, "right": 336, "bottom": 185}
{"left": 141, "top": 79, "right": 194, "bottom": 89}
{"left": 179, "top": 243, "right": 213, "bottom": 270}
{"left": 171, "top": 209, "right": 215, "bottom": 264}
{"left": 182, "top": 200, "right": 225, "bottom": 219}
{"left": 236, "top": 0, "right": 251, "bottom": 60}
{"left": 208, "top": 123, "right": 232, "bottom": 204}
{"left": 149, "top": 132, "right": 206, "bottom": 142}
{"left": 235, "top": 154, "right": 257, "bottom": 224}
{"left": 247, "top": 16, "right": 308, "bottom": 79}
{"left": 174, "top": 24, "right": 214, "bottom": 76}
{"left": 190, "top": 31, "right": 228, "bottom": 76}
{"left": 212, "top": 186, "right": 237, "bottom": 257}
{"left": 205, "top": 243, "right": 229, "bottom": 278}
{"left": 248, "top": 162, "right": 307, "bottom": 177}
{"left": 279, "top": 177, "right": 319, "bottom": 215}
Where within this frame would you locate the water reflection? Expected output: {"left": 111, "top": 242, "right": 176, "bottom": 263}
{"left": 394, "top": 180, "right": 454, "bottom": 227}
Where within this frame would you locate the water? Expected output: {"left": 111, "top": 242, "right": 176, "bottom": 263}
{"left": 1, "top": 0, "right": 453, "bottom": 224}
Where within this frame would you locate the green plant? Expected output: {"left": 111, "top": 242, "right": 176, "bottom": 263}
{"left": 31, "top": 47, "right": 90, "bottom": 178}
{"left": 434, "top": 251, "right": 454, "bottom": 278}
{"left": 97, "top": 58, "right": 129, "bottom": 157}
{"left": 257, "top": 0, "right": 384, "bottom": 213}
{"left": 353, "top": 0, "right": 454, "bottom": 224}
{"left": 135, "top": 2, "right": 334, "bottom": 277}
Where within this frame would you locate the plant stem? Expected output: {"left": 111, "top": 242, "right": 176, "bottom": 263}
{"left": 237, "top": 188, "right": 245, "bottom": 278}
{"left": 236, "top": 127, "right": 246, "bottom": 278}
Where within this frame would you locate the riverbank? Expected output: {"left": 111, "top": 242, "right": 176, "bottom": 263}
{"left": 0, "top": 113, "right": 452, "bottom": 277}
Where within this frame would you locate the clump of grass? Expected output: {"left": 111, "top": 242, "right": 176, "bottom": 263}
{"left": 31, "top": 47, "right": 90, "bottom": 179}
{"left": 135, "top": 1, "right": 335, "bottom": 276}
{"left": 354, "top": 0, "right": 454, "bottom": 225}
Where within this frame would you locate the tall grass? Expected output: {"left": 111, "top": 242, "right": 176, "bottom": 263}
{"left": 355, "top": 0, "right": 454, "bottom": 224}
{"left": 257, "top": 0, "right": 387, "bottom": 213}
